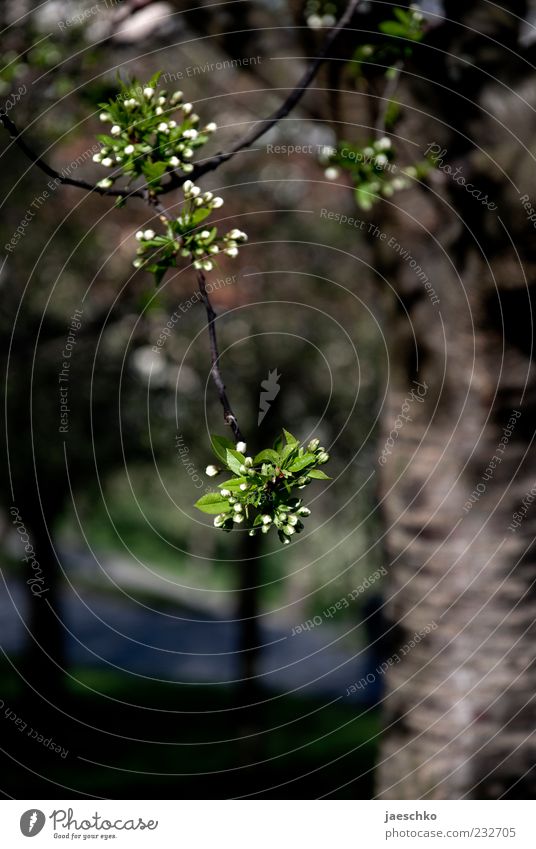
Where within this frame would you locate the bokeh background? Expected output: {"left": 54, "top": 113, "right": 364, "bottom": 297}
{"left": 2, "top": 0, "right": 536, "bottom": 800}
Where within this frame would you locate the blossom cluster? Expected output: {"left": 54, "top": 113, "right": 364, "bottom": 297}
{"left": 133, "top": 180, "right": 247, "bottom": 284}
{"left": 93, "top": 73, "right": 217, "bottom": 190}
{"left": 195, "top": 430, "right": 330, "bottom": 545}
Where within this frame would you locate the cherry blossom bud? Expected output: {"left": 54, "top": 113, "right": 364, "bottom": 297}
{"left": 143, "top": 229, "right": 156, "bottom": 240}
{"left": 205, "top": 465, "right": 219, "bottom": 477}
{"left": 124, "top": 144, "right": 135, "bottom": 155}
{"left": 143, "top": 87, "right": 154, "bottom": 98}
{"left": 236, "top": 441, "right": 247, "bottom": 453}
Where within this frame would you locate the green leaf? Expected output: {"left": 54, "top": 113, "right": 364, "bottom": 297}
{"left": 393, "top": 8, "right": 411, "bottom": 24}
{"left": 226, "top": 448, "right": 245, "bottom": 475}
{"left": 218, "top": 477, "right": 247, "bottom": 490}
{"left": 211, "top": 434, "right": 236, "bottom": 465}
{"left": 355, "top": 184, "right": 373, "bottom": 211}
{"left": 254, "top": 449, "right": 281, "bottom": 465}
{"left": 283, "top": 428, "right": 299, "bottom": 445}
{"left": 288, "top": 453, "right": 316, "bottom": 473}
{"left": 280, "top": 443, "right": 299, "bottom": 466}
{"left": 194, "top": 493, "right": 231, "bottom": 514}
{"left": 191, "top": 207, "right": 212, "bottom": 226}
{"left": 379, "top": 20, "right": 410, "bottom": 37}
{"left": 307, "top": 469, "right": 331, "bottom": 480}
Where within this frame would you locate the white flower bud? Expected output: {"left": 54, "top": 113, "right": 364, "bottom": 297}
{"left": 183, "top": 129, "right": 198, "bottom": 139}
{"left": 220, "top": 489, "right": 231, "bottom": 497}
{"left": 111, "top": 125, "right": 121, "bottom": 136}
{"left": 224, "top": 247, "right": 238, "bottom": 258}
{"left": 99, "top": 112, "right": 111, "bottom": 122}
{"left": 233, "top": 503, "right": 243, "bottom": 513}
{"left": 375, "top": 136, "right": 392, "bottom": 151}
{"left": 143, "top": 87, "right": 155, "bottom": 98}
{"left": 262, "top": 515, "right": 272, "bottom": 525}
{"left": 182, "top": 148, "right": 193, "bottom": 158}
{"left": 169, "top": 156, "right": 180, "bottom": 167}
{"left": 97, "top": 178, "right": 113, "bottom": 188}
{"left": 124, "top": 144, "right": 135, "bottom": 155}
{"left": 202, "top": 260, "right": 213, "bottom": 271}
{"left": 233, "top": 513, "right": 244, "bottom": 523}
{"left": 261, "top": 525, "right": 270, "bottom": 534}
{"left": 133, "top": 258, "right": 142, "bottom": 268}
{"left": 205, "top": 465, "right": 219, "bottom": 477}
{"left": 155, "top": 106, "right": 163, "bottom": 116}
{"left": 209, "top": 245, "right": 219, "bottom": 254}
{"left": 324, "top": 167, "right": 339, "bottom": 180}
{"left": 168, "top": 120, "right": 177, "bottom": 128}
{"left": 297, "top": 507, "right": 311, "bottom": 516}
{"left": 244, "top": 457, "right": 253, "bottom": 467}
{"left": 158, "top": 96, "right": 166, "bottom": 105}
{"left": 308, "top": 438, "right": 320, "bottom": 452}
{"left": 317, "top": 452, "right": 329, "bottom": 464}
{"left": 210, "top": 197, "right": 224, "bottom": 208}
{"left": 204, "top": 122, "right": 217, "bottom": 133}
{"left": 170, "top": 91, "right": 183, "bottom": 104}
{"left": 287, "top": 514, "right": 299, "bottom": 526}
{"left": 239, "top": 483, "right": 248, "bottom": 491}
{"left": 157, "top": 122, "right": 169, "bottom": 133}
{"left": 203, "top": 192, "right": 213, "bottom": 202}
{"left": 135, "top": 231, "right": 144, "bottom": 241}
{"left": 101, "top": 157, "right": 113, "bottom": 167}
{"left": 375, "top": 153, "right": 388, "bottom": 167}
{"left": 200, "top": 230, "right": 211, "bottom": 239}
{"left": 143, "top": 229, "right": 156, "bottom": 240}
{"left": 92, "top": 153, "right": 102, "bottom": 163}
{"left": 214, "top": 514, "right": 227, "bottom": 527}
{"left": 236, "top": 441, "right": 247, "bottom": 453}
{"left": 283, "top": 524, "right": 296, "bottom": 536}
{"left": 182, "top": 102, "right": 193, "bottom": 114}
{"left": 182, "top": 163, "right": 194, "bottom": 172}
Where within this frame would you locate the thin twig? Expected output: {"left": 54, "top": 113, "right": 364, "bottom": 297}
{"left": 174, "top": 0, "right": 363, "bottom": 186}
{"left": 0, "top": 110, "right": 144, "bottom": 199}
{"left": 374, "top": 61, "right": 402, "bottom": 138}
{"left": 197, "top": 270, "right": 244, "bottom": 443}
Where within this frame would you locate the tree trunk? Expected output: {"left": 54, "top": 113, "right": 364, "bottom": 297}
{"left": 375, "top": 1, "right": 536, "bottom": 798}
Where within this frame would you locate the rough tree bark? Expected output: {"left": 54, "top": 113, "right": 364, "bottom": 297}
{"left": 375, "top": 1, "right": 536, "bottom": 798}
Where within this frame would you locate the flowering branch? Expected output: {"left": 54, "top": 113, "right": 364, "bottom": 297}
{"left": 0, "top": 0, "right": 362, "bottom": 202}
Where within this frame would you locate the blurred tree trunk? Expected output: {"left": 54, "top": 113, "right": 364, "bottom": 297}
{"left": 21, "top": 510, "right": 66, "bottom": 707}
{"left": 375, "top": 0, "right": 536, "bottom": 798}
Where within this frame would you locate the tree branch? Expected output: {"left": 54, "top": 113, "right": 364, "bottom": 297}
{"left": 196, "top": 270, "right": 244, "bottom": 443}
{"left": 1, "top": 0, "right": 362, "bottom": 445}
{"left": 0, "top": 0, "right": 362, "bottom": 200}
{"left": 182, "top": 0, "right": 363, "bottom": 185}
{"left": 0, "top": 110, "right": 145, "bottom": 199}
